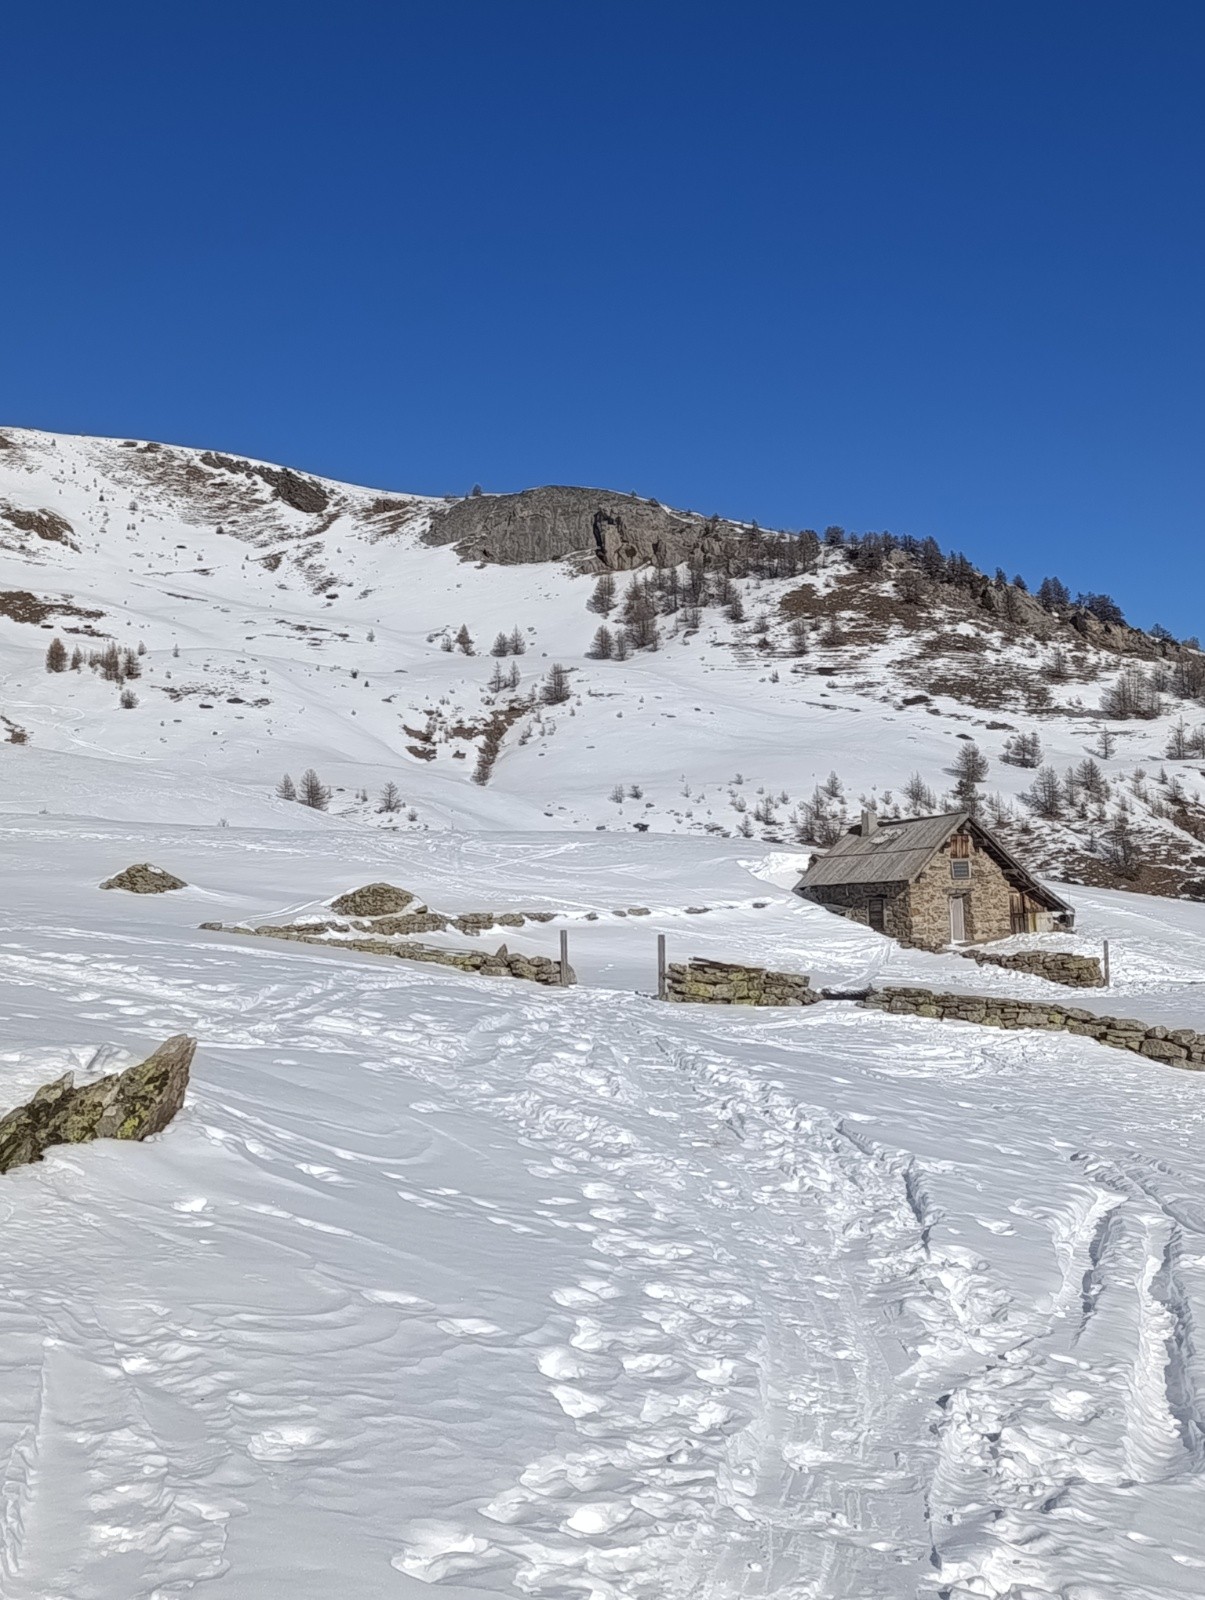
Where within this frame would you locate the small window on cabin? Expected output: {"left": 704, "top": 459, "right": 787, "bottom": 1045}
{"left": 951, "top": 859, "right": 971, "bottom": 880}
{"left": 950, "top": 833, "right": 971, "bottom": 859}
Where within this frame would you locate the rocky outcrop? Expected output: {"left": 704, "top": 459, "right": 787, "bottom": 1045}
{"left": 197, "top": 451, "right": 330, "bottom": 514}
{"left": 962, "top": 948, "right": 1103, "bottom": 987}
{"left": 423, "top": 486, "right": 741, "bottom": 570}
{"left": 0, "top": 1034, "right": 195, "bottom": 1175}
{"left": 862, "top": 987, "right": 1205, "bottom": 1067}
{"left": 100, "top": 863, "right": 188, "bottom": 894}
{"left": 665, "top": 958, "right": 818, "bottom": 1006}
{"left": 0, "top": 502, "right": 76, "bottom": 547}
{"left": 330, "top": 882, "right": 417, "bottom": 917}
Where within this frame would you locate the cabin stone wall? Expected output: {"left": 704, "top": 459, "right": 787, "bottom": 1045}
{"left": 803, "top": 880, "right": 910, "bottom": 940}
{"left": 906, "top": 838, "right": 1013, "bottom": 949}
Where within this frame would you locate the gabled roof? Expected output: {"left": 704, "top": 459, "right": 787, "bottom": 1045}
{"left": 797, "top": 810, "right": 1072, "bottom": 912}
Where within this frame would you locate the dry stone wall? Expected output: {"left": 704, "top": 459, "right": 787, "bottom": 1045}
{"left": 863, "top": 986, "right": 1205, "bottom": 1067}
{"left": 962, "top": 948, "right": 1103, "bottom": 988}
{"left": 203, "top": 923, "right": 571, "bottom": 986}
{"left": 665, "top": 958, "right": 819, "bottom": 1007}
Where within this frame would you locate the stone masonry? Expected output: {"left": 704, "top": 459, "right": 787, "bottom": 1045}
{"left": 907, "top": 838, "right": 1013, "bottom": 948}
{"left": 200, "top": 924, "right": 573, "bottom": 986}
{"left": 665, "top": 958, "right": 819, "bottom": 1006}
{"left": 962, "top": 948, "right": 1103, "bottom": 988}
{"left": 862, "top": 986, "right": 1205, "bottom": 1067}
{"left": 805, "top": 833, "right": 1016, "bottom": 950}
{"left": 800, "top": 878, "right": 912, "bottom": 941}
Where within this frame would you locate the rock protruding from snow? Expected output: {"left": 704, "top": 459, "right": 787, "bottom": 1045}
{"left": 424, "top": 485, "right": 738, "bottom": 569}
{"left": 0, "top": 1033, "right": 194, "bottom": 1174}
{"left": 330, "top": 882, "right": 418, "bottom": 917}
{"left": 100, "top": 863, "right": 188, "bottom": 894}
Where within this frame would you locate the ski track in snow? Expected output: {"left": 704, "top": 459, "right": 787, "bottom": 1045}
{"left": 5, "top": 863, "right": 1205, "bottom": 1595}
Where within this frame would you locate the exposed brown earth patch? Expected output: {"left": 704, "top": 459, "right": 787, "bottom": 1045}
{"left": 0, "top": 590, "right": 103, "bottom": 626}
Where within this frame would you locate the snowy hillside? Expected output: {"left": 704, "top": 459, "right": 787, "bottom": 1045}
{"left": 6, "top": 427, "right": 1205, "bottom": 1598}
{"left": 3, "top": 426, "right": 1205, "bottom": 897}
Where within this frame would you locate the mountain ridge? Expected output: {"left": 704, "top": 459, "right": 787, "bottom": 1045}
{"left": 2, "top": 425, "right": 1204, "bottom": 901}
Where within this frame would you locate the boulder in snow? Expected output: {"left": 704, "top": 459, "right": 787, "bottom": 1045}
{"left": 330, "top": 882, "right": 417, "bottom": 917}
{"left": 100, "top": 863, "right": 188, "bottom": 894}
{"left": 0, "top": 1034, "right": 195, "bottom": 1175}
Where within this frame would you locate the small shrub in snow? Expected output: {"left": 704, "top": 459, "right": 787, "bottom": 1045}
{"left": 542, "top": 664, "right": 571, "bottom": 705}
{"left": 1101, "top": 668, "right": 1160, "bottom": 720}
{"left": 1167, "top": 719, "right": 1191, "bottom": 760}
{"left": 299, "top": 769, "right": 330, "bottom": 810}
{"left": 588, "top": 573, "right": 617, "bottom": 615}
{"left": 1001, "top": 730, "right": 1042, "bottom": 767}
{"left": 1074, "top": 758, "right": 1110, "bottom": 802}
{"left": 588, "top": 625, "right": 614, "bottom": 660}
{"left": 1026, "top": 766, "right": 1063, "bottom": 819}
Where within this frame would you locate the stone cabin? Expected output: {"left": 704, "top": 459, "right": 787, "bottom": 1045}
{"left": 796, "top": 809, "right": 1074, "bottom": 950}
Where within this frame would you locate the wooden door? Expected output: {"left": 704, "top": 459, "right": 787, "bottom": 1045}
{"left": 1009, "top": 891, "right": 1025, "bottom": 935}
{"left": 868, "top": 895, "right": 886, "bottom": 933}
{"left": 948, "top": 895, "right": 966, "bottom": 944}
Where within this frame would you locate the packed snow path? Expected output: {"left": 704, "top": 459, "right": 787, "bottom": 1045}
{"left": 4, "top": 896, "right": 1205, "bottom": 1596}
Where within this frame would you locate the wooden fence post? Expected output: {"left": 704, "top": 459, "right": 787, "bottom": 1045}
{"left": 657, "top": 934, "right": 667, "bottom": 1000}
{"left": 560, "top": 930, "right": 570, "bottom": 988}
{"left": 1102, "top": 939, "right": 1110, "bottom": 988}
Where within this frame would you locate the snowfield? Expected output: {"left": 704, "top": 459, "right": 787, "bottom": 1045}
{"left": 3, "top": 429, "right": 1205, "bottom": 1596}
{"left": 4, "top": 815, "right": 1205, "bottom": 1598}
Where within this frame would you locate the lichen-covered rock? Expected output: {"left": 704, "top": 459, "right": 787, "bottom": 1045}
{"left": 100, "top": 863, "right": 188, "bottom": 894}
{"left": 0, "top": 1034, "right": 194, "bottom": 1175}
{"left": 330, "top": 883, "right": 417, "bottom": 917}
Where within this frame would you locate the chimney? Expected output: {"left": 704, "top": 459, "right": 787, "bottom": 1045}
{"left": 861, "top": 808, "right": 877, "bottom": 836}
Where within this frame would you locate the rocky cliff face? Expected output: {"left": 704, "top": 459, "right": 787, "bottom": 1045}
{"left": 0, "top": 1034, "right": 195, "bottom": 1174}
{"left": 423, "top": 486, "right": 742, "bottom": 569}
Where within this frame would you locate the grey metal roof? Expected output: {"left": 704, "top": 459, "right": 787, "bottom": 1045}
{"left": 798, "top": 811, "right": 1072, "bottom": 912}
{"left": 800, "top": 812, "right": 970, "bottom": 888}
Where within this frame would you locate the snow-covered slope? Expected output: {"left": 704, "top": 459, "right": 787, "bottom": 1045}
{"left": 2, "top": 425, "right": 1204, "bottom": 896}
{"left": 5, "top": 427, "right": 1205, "bottom": 1598}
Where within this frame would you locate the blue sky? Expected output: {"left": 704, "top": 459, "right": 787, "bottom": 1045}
{"left": 3, "top": 2, "right": 1203, "bottom": 634}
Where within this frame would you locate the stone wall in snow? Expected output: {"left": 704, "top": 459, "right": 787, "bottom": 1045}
{"left": 862, "top": 986, "right": 1204, "bottom": 1067}
{"left": 664, "top": 958, "right": 818, "bottom": 1007}
{"left": 961, "top": 948, "right": 1104, "bottom": 988}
